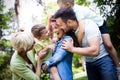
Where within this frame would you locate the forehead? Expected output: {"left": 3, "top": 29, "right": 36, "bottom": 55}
{"left": 58, "top": 2, "right": 67, "bottom": 8}
{"left": 56, "top": 18, "right": 64, "bottom": 25}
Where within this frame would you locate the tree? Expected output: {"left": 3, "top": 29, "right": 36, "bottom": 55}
{"left": 94, "top": 0, "right": 120, "bottom": 57}
{"left": 0, "top": 0, "right": 15, "bottom": 79}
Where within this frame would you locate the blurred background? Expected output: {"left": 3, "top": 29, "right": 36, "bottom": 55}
{"left": 0, "top": 0, "right": 120, "bottom": 80}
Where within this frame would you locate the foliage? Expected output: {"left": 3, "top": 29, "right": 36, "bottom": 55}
{"left": 73, "top": 54, "right": 81, "bottom": 68}
{"left": 76, "top": 0, "right": 90, "bottom": 6}
{"left": 42, "top": 1, "right": 58, "bottom": 25}
{"left": 93, "top": 0, "right": 120, "bottom": 56}
{"left": 0, "top": 0, "right": 14, "bottom": 79}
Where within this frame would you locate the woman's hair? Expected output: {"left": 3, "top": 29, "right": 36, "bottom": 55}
{"left": 31, "top": 24, "right": 46, "bottom": 38}
{"left": 10, "top": 32, "right": 34, "bottom": 51}
{"left": 66, "top": 30, "right": 79, "bottom": 47}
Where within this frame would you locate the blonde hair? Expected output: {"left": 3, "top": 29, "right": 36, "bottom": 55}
{"left": 10, "top": 32, "right": 34, "bottom": 51}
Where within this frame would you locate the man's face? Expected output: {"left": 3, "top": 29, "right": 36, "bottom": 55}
{"left": 55, "top": 18, "right": 70, "bottom": 33}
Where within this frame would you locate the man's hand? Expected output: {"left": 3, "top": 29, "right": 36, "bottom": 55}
{"left": 62, "top": 39, "right": 74, "bottom": 52}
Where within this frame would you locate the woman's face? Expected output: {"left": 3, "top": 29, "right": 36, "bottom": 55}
{"left": 53, "top": 24, "right": 65, "bottom": 39}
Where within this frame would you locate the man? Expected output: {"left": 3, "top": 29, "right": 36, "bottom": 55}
{"left": 53, "top": 7, "right": 118, "bottom": 80}
{"left": 56, "top": 0, "right": 120, "bottom": 68}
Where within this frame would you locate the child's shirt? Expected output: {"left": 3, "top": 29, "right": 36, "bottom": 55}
{"left": 33, "top": 39, "right": 53, "bottom": 61}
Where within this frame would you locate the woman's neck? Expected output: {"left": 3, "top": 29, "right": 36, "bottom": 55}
{"left": 18, "top": 50, "right": 31, "bottom": 64}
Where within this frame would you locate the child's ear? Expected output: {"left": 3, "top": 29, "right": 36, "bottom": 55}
{"left": 66, "top": 2, "right": 71, "bottom": 7}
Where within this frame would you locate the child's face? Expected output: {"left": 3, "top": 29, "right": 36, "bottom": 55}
{"left": 36, "top": 29, "right": 50, "bottom": 40}
{"left": 58, "top": 2, "right": 67, "bottom": 8}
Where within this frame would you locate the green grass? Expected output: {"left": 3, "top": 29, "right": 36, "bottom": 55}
{"left": 73, "top": 65, "right": 88, "bottom": 80}
{"left": 73, "top": 72, "right": 88, "bottom": 80}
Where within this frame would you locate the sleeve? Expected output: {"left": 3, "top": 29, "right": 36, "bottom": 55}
{"left": 44, "top": 37, "right": 72, "bottom": 67}
{"left": 85, "top": 20, "right": 100, "bottom": 39}
{"left": 11, "top": 64, "right": 40, "bottom": 80}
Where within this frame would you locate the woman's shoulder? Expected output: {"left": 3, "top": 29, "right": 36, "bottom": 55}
{"left": 10, "top": 51, "right": 26, "bottom": 67}
{"left": 60, "top": 36, "right": 73, "bottom": 42}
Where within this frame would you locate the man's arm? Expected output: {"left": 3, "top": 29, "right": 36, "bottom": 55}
{"left": 62, "top": 37, "right": 100, "bottom": 56}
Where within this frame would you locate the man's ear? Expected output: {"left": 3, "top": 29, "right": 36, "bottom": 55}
{"left": 67, "top": 19, "right": 72, "bottom": 24}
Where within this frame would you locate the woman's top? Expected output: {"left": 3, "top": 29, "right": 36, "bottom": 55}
{"left": 10, "top": 50, "right": 40, "bottom": 80}
{"left": 43, "top": 36, "right": 73, "bottom": 80}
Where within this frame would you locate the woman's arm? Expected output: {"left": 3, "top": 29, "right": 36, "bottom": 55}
{"left": 35, "top": 57, "right": 42, "bottom": 76}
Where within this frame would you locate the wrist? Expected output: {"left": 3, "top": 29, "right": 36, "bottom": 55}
{"left": 71, "top": 46, "right": 75, "bottom": 53}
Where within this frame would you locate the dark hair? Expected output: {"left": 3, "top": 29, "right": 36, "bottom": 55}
{"left": 57, "top": 0, "right": 74, "bottom": 6}
{"left": 54, "top": 7, "right": 78, "bottom": 23}
{"left": 31, "top": 24, "right": 46, "bottom": 38}
{"left": 66, "top": 30, "right": 79, "bottom": 47}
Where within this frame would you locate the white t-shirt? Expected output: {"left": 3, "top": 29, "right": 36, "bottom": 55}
{"left": 73, "top": 4, "right": 104, "bottom": 27}
{"left": 75, "top": 19, "right": 108, "bottom": 62}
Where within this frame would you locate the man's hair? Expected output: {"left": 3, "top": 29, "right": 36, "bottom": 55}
{"left": 57, "top": 0, "right": 74, "bottom": 6}
{"left": 10, "top": 32, "right": 34, "bottom": 51}
{"left": 31, "top": 24, "right": 46, "bottom": 38}
{"left": 54, "top": 7, "right": 77, "bottom": 23}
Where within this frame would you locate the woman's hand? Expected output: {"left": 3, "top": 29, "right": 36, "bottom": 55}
{"left": 37, "top": 49, "right": 47, "bottom": 59}
{"left": 42, "top": 64, "right": 48, "bottom": 73}
{"left": 47, "top": 44, "right": 56, "bottom": 51}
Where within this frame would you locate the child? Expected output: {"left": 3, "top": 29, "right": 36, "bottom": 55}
{"left": 31, "top": 24, "right": 61, "bottom": 80}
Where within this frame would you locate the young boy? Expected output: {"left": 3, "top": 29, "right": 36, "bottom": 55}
{"left": 31, "top": 24, "right": 61, "bottom": 80}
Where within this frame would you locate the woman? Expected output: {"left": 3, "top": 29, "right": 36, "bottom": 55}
{"left": 42, "top": 24, "right": 79, "bottom": 80}
{"left": 10, "top": 31, "right": 47, "bottom": 80}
